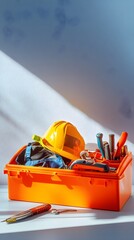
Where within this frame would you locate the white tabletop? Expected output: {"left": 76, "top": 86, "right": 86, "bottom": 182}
{"left": 0, "top": 185, "right": 134, "bottom": 240}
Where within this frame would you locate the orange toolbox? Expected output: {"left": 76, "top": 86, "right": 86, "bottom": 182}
{"left": 4, "top": 146, "right": 132, "bottom": 211}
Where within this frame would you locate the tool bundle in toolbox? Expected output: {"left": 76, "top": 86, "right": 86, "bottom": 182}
{"left": 4, "top": 120, "right": 133, "bottom": 211}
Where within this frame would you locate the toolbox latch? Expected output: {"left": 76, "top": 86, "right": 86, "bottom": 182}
{"left": 89, "top": 178, "right": 108, "bottom": 187}
{"left": 51, "top": 172, "right": 61, "bottom": 181}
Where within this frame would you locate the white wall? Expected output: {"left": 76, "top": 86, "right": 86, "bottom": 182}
{"left": 0, "top": 0, "right": 134, "bottom": 184}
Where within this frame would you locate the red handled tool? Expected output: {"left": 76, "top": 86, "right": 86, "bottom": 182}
{"left": 68, "top": 159, "right": 114, "bottom": 172}
{"left": 113, "top": 132, "right": 128, "bottom": 160}
{"left": 2, "top": 204, "right": 51, "bottom": 223}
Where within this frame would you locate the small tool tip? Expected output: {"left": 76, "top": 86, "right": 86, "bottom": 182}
{"left": 96, "top": 133, "right": 103, "bottom": 137}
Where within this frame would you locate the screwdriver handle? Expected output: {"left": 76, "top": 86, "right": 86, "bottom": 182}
{"left": 104, "top": 143, "right": 111, "bottom": 160}
{"left": 114, "top": 132, "right": 128, "bottom": 159}
{"left": 2, "top": 204, "right": 51, "bottom": 223}
{"left": 121, "top": 145, "right": 128, "bottom": 157}
{"left": 109, "top": 134, "right": 115, "bottom": 159}
{"left": 30, "top": 204, "right": 51, "bottom": 215}
{"left": 96, "top": 133, "right": 105, "bottom": 158}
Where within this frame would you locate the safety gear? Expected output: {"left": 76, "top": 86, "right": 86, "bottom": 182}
{"left": 16, "top": 142, "right": 67, "bottom": 169}
{"left": 32, "top": 120, "right": 85, "bottom": 161}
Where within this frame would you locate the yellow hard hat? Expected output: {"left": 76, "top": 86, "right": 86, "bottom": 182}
{"left": 32, "top": 120, "right": 85, "bottom": 161}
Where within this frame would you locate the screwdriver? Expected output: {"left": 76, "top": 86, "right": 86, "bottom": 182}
{"left": 109, "top": 134, "right": 115, "bottom": 160}
{"left": 113, "top": 132, "right": 128, "bottom": 160}
{"left": 104, "top": 143, "right": 111, "bottom": 160}
{"left": 96, "top": 133, "right": 105, "bottom": 158}
{"left": 121, "top": 145, "right": 128, "bottom": 157}
{"left": 2, "top": 203, "right": 51, "bottom": 223}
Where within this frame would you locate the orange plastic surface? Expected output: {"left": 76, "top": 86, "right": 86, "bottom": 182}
{"left": 4, "top": 146, "right": 132, "bottom": 211}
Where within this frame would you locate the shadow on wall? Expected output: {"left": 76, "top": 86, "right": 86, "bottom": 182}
{"left": 0, "top": 50, "right": 134, "bottom": 185}
{"left": 0, "top": 0, "right": 134, "bottom": 143}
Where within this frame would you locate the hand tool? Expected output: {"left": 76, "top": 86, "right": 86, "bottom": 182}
{"left": 121, "top": 145, "right": 128, "bottom": 157}
{"left": 124, "top": 145, "right": 128, "bottom": 155}
{"left": 1, "top": 203, "right": 51, "bottom": 223}
{"left": 109, "top": 134, "right": 115, "bottom": 159}
{"left": 80, "top": 150, "right": 95, "bottom": 163}
{"left": 96, "top": 133, "right": 105, "bottom": 158}
{"left": 104, "top": 143, "right": 111, "bottom": 160}
{"left": 103, "top": 141, "right": 109, "bottom": 147}
{"left": 69, "top": 159, "right": 93, "bottom": 169}
{"left": 80, "top": 150, "right": 89, "bottom": 159}
{"left": 113, "top": 132, "right": 128, "bottom": 160}
{"left": 69, "top": 159, "right": 110, "bottom": 172}
{"left": 51, "top": 209, "right": 77, "bottom": 214}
